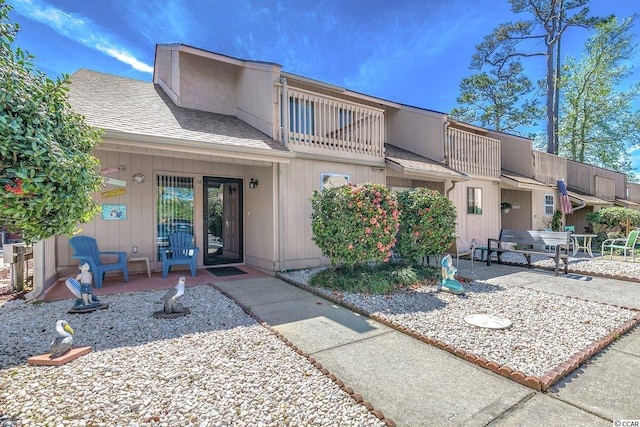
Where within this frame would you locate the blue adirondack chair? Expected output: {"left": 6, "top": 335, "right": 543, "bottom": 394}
{"left": 161, "top": 232, "right": 200, "bottom": 278}
{"left": 69, "top": 236, "right": 129, "bottom": 288}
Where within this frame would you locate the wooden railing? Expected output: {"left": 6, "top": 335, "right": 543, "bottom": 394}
{"left": 277, "top": 85, "right": 385, "bottom": 158}
{"left": 445, "top": 128, "right": 501, "bottom": 177}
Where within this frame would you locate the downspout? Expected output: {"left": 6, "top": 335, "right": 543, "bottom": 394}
{"left": 277, "top": 163, "right": 286, "bottom": 271}
{"left": 280, "top": 77, "right": 289, "bottom": 148}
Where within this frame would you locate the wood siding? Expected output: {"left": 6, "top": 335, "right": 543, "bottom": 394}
{"left": 496, "top": 133, "right": 532, "bottom": 176}
{"left": 237, "top": 65, "right": 278, "bottom": 138}
{"left": 532, "top": 151, "right": 567, "bottom": 185}
{"left": 387, "top": 108, "right": 445, "bottom": 161}
{"left": 567, "top": 159, "right": 625, "bottom": 200}
{"left": 500, "top": 189, "right": 532, "bottom": 230}
{"left": 629, "top": 183, "right": 640, "bottom": 203}
{"left": 279, "top": 158, "right": 384, "bottom": 270}
{"left": 178, "top": 52, "right": 239, "bottom": 115}
{"left": 56, "top": 147, "right": 275, "bottom": 274}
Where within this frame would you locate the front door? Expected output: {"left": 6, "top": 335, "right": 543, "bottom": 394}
{"left": 203, "top": 177, "right": 243, "bottom": 265}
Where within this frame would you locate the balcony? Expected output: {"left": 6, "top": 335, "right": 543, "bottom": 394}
{"left": 445, "top": 127, "right": 501, "bottom": 177}
{"left": 277, "top": 85, "right": 385, "bottom": 160}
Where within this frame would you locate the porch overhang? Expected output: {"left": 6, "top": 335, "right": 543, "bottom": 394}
{"left": 500, "top": 171, "right": 551, "bottom": 190}
{"left": 103, "top": 130, "right": 294, "bottom": 164}
{"left": 614, "top": 198, "right": 640, "bottom": 210}
{"left": 385, "top": 144, "right": 470, "bottom": 182}
{"left": 567, "top": 190, "right": 612, "bottom": 207}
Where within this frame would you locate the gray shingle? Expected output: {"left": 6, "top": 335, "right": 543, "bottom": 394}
{"left": 68, "top": 69, "right": 288, "bottom": 153}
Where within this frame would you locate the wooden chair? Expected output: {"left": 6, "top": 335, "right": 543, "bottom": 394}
{"left": 601, "top": 229, "right": 640, "bottom": 261}
{"left": 69, "top": 236, "right": 129, "bottom": 288}
{"left": 162, "top": 232, "right": 200, "bottom": 278}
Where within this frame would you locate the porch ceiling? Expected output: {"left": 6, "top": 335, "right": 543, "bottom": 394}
{"left": 385, "top": 144, "right": 470, "bottom": 182}
{"left": 501, "top": 170, "right": 551, "bottom": 190}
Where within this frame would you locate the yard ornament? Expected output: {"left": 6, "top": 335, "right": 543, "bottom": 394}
{"left": 65, "top": 263, "right": 109, "bottom": 313}
{"left": 440, "top": 254, "right": 464, "bottom": 295}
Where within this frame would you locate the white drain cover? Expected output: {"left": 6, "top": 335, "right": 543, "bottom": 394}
{"left": 464, "top": 314, "right": 512, "bottom": 329}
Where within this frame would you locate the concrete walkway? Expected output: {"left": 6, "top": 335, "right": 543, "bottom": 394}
{"left": 215, "top": 261, "right": 640, "bottom": 426}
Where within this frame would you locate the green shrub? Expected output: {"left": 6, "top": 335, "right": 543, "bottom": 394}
{"left": 309, "top": 263, "right": 437, "bottom": 294}
{"left": 310, "top": 183, "right": 400, "bottom": 267}
{"left": 394, "top": 188, "right": 457, "bottom": 262}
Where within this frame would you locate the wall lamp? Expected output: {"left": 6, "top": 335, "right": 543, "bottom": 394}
{"left": 249, "top": 178, "right": 259, "bottom": 189}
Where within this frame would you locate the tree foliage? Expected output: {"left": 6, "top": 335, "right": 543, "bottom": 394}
{"left": 558, "top": 15, "right": 640, "bottom": 174}
{"left": 450, "top": 61, "right": 542, "bottom": 134}
{"left": 394, "top": 188, "right": 457, "bottom": 262}
{"left": 470, "top": 0, "right": 600, "bottom": 153}
{"left": 310, "top": 183, "right": 400, "bottom": 267}
{"left": 0, "top": 1, "right": 103, "bottom": 242}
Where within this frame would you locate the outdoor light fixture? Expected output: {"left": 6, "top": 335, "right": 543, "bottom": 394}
{"left": 249, "top": 178, "right": 258, "bottom": 189}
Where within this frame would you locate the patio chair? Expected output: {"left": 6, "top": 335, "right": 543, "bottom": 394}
{"left": 601, "top": 229, "right": 640, "bottom": 261}
{"left": 69, "top": 236, "right": 129, "bottom": 288}
{"left": 162, "top": 232, "right": 200, "bottom": 278}
{"left": 445, "top": 235, "right": 477, "bottom": 273}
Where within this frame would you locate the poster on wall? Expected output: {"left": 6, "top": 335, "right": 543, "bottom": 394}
{"left": 102, "top": 204, "right": 126, "bottom": 220}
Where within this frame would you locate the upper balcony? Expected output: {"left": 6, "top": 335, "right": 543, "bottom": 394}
{"left": 445, "top": 127, "right": 501, "bottom": 178}
{"left": 277, "top": 85, "right": 385, "bottom": 161}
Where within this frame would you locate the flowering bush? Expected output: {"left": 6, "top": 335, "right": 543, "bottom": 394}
{"left": 0, "top": 2, "right": 103, "bottom": 242}
{"left": 311, "top": 183, "right": 400, "bottom": 267}
{"left": 394, "top": 188, "right": 457, "bottom": 262}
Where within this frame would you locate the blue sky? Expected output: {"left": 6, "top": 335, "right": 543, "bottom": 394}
{"left": 7, "top": 0, "right": 640, "bottom": 167}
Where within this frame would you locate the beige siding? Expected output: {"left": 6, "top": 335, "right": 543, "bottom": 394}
{"left": 595, "top": 168, "right": 626, "bottom": 199}
{"left": 630, "top": 183, "right": 640, "bottom": 203}
{"left": 56, "top": 148, "right": 275, "bottom": 274}
{"left": 178, "top": 53, "right": 239, "bottom": 115}
{"left": 532, "top": 151, "right": 567, "bottom": 185}
{"left": 496, "top": 133, "right": 532, "bottom": 176}
{"left": 500, "top": 189, "right": 532, "bottom": 230}
{"left": 237, "top": 65, "right": 278, "bottom": 138}
{"left": 387, "top": 108, "right": 445, "bottom": 161}
{"left": 532, "top": 188, "right": 556, "bottom": 230}
{"left": 154, "top": 46, "right": 174, "bottom": 92}
{"left": 385, "top": 174, "right": 444, "bottom": 193}
{"left": 448, "top": 179, "right": 501, "bottom": 247}
{"left": 279, "top": 158, "right": 385, "bottom": 270}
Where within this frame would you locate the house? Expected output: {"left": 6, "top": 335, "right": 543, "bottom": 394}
{"left": 25, "top": 43, "right": 628, "bottom": 298}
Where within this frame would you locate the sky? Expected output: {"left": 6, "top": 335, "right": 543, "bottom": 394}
{"left": 6, "top": 0, "right": 640, "bottom": 168}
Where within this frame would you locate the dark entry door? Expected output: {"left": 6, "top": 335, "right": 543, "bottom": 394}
{"left": 203, "top": 177, "right": 243, "bottom": 265}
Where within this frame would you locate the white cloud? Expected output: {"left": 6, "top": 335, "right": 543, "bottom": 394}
{"left": 11, "top": 0, "right": 153, "bottom": 73}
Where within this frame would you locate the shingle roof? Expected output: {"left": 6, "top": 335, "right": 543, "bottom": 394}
{"left": 385, "top": 144, "right": 469, "bottom": 181}
{"left": 67, "top": 69, "right": 288, "bottom": 153}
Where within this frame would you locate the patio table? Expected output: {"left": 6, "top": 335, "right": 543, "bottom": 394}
{"left": 571, "top": 234, "right": 597, "bottom": 257}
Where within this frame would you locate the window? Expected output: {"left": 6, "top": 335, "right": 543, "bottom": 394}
{"left": 467, "top": 187, "right": 482, "bottom": 214}
{"left": 157, "top": 175, "right": 194, "bottom": 261}
{"left": 321, "top": 173, "right": 350, "bottom": 190}
{"left": 544, "top": 194, "right": 555, "bottom": 216}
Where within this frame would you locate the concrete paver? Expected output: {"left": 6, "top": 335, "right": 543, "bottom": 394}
{"left": 216, "top": 263, "right": 640, "bottom": 426}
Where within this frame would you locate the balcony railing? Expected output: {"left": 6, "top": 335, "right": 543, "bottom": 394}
{"left": 445, "top": 128, "right": 501, "bottom": 177}
{"left": 277, "top": 85, "right": 385, "bottom": 159}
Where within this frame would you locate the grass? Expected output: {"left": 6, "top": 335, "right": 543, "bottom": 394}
{"left": 308, "top": 262, "right": 439, "bottom": 294}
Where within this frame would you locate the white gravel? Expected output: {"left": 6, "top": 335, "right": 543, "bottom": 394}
{"left": 281, "top": 260, "right": 637, "bottom": 378}
{"left": 0, "top": 285, "right": 386, "bottom": 427}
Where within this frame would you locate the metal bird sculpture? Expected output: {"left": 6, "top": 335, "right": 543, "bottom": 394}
{"left": 49, "top": 320, "right": 74, "bottom": 359}
{"left": 160, "top": 276, "right": 186, "bottom": 314}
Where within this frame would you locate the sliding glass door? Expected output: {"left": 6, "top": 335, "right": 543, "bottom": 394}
{"left": 157, "top": 176, "right": 195, "bottom": 261}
